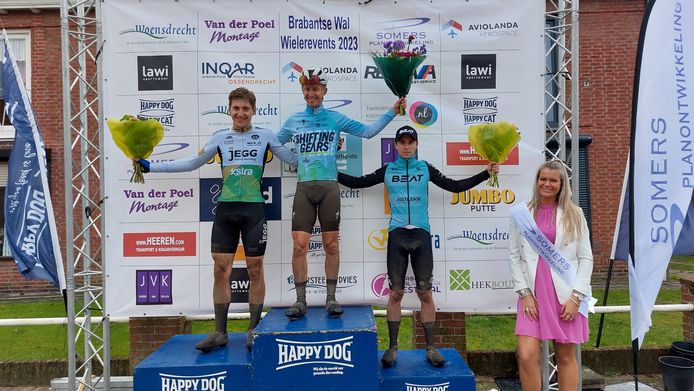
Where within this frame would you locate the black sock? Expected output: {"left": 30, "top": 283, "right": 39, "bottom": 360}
{"left": 295, "top": 281, "right": 307, "bottom": 304}
{"left": 248, "top": 303, "right": 263, "bottom": 331}
{"left": 423, "top": 321, "right": 436, "bottom": 349}
{"left": 387, "top": 320, "right": 400, "bottom": 349}
{"left": 326, "top": 278, "right": 338, "bottom": 303}
{"left": 214, "top": 303, "right": 230, "bottom": 334}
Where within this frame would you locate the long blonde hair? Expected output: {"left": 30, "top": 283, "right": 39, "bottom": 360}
{"left": 527, "top": 160, "right": 583, "bottom": 241}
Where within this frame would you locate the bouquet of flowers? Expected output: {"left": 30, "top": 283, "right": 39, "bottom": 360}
{"left": 107, "top": 114, "right": 164, "bottom": 183}
{"left": 468, "top": 122, "right": 521, "bottom": 187}
{"left": 370, "top": 36, "right": 426, "bottom": 115}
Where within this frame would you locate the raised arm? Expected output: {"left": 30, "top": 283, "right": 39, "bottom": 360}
{"left": 336, "top": 98, "right": 403, "bottom": 139}
{"left": 147, "top": 132, "right": 224, "bottom": 173}
{"left": 337, "top": 166, "right": 387, "bottom": 188}
{"left": 267, "top": 131, "right": 298, "bottom": 167}
{"left": 427, "top": 162, "right": 490, "bottom": 193}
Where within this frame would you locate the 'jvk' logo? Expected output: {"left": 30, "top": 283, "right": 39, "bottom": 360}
{"left": 449, "top": 269, "right": 471, "bottom": 291}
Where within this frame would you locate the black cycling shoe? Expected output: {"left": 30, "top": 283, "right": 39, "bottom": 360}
{"left": 194, "top": 331, "right": 228, "bottom": 353}
{"left": 425, "top": 348, "right": 446, "bottom": 367}
{"left": 285, "top": 301, "right": 307, "bottom": 320}
{"left": 381, "top": 348, "right": 398, "bottom": 368}
{"left": 325, "top": 300, "right": 344, "bottom": 318}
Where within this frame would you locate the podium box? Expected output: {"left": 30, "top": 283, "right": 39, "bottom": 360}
{"left": 251, "top": 305, "right": 378, "bottom": 391}
{"left": 378, "top": 348, "right": 476, "bottom": 391}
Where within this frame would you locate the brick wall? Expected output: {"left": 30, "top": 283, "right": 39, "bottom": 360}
{"left": 129, "top": 316, "right": 192, "bottom": 369}
{"left": 682, "top": 278, "right": 694, "bottom": 341}
{"left": 579, "top": 0, "right": 646, "bottom": 277}
{"left": 0, "top": 9, "right": 65, "bottom": 298}
{"left": 412, "top": 311, "right": 467, "bottom": 354}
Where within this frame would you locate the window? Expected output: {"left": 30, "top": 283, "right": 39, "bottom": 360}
{"left": 1, "top": 30, "right": 31, "bottom": 140}
{"left": 0, "top": 157, "right": 11, "bottom": 257}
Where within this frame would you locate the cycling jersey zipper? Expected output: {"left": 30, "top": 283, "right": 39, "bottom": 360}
{"left": 405, "top": 158, "right": 411, "bottom": 225}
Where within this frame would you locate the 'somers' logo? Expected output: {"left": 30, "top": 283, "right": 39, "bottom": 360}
{"left": 137, "top": 55, "right": 173, "bottom": 91}
{"left": 406, "top": 382, "right": 451, "bottom": 391}
{"left": 371, "top": 273, "right": 390, "bottom": 298}
{"left": 409, "top": 101, "right": 438, "bottom": 128}
{"left": 368, "top": 228, "right": 389, "bottom": 250}
{"left": 159, "top": 371, "right": 226, "bottom": 391}
{"left": 446, "top": 142, "right": 519, "bottom": 166}
{"left": 442, "top": 19, "right": 463, "bottom": 38}
{"left": 461, "top": 54, "right": 496, "bottom": 90}
{"left": 276, "top": 337, "right": 354, "bottom": 371}
{"left": 449, "top": 269, "right": 471, "bottom": 291}
{"left": 136, "top": 270, "right": 172, "bottom": 305}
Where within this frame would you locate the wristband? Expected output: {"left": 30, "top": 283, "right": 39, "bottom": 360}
{"left": 517, "top": 288, "right": 532, "bottom": 297}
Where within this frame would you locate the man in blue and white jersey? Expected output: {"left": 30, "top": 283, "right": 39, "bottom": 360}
{"left": 138, "top": 88, "right": 297, "bottom": 352}
{"left": 338, "top": 126, "right": 498, "bottom": 367}
{"left": 277, "top": 69, "right": 405, "bottom": 319}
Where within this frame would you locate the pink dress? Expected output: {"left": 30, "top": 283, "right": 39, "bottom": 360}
{"left": 515, "top": 203, "right": 589, "bottom": 344}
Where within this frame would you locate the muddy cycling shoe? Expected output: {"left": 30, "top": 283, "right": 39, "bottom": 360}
{"left": 246, "top": 331, "right": 254, "bottom": 350}
{"left": 425, "top": 348, "right": 446, "bottom": 367}
{"left": 381, "top": 348, "right": 398, "bottom": 368}
{"left": 325, "top": 300, "right": 344, "bottom": 318}
{"left": 285, "top": 301, "right": 307, "bottom": 320}
{"left": 194, "top": 331, "right": 228, "bottom": 353}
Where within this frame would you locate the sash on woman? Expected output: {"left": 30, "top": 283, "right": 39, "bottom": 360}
{"left": 510, "top": 204, "right": 596, "bottom": 317}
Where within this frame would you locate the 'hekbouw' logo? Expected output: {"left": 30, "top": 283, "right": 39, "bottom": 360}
{"left": 139, "top": 98, "right": 174, "bottom": 131}
{"left": 406, "top": 382, "right": 450, "bottom": 391}
{"left": 137, "top": 55, "right": 173, "bottom": 91}
{"left": 463, "top": 96, "right": 497, "bottom": 125}
{"left": 124, "top": 232, "right": 196, "bottom": 257}
{"left": 446, "top": 142, "right": 519, "bottom": 166}
{"left": 368, "top": 228, "right": 389, "bottom": 251}
{"left": 449, "top": 269, "right": 471, "bottom": 291}
{"left": 159, "top": 371, "right": 227, "bottom": 391}
{"left": 136, "top": 270, "right": 172, "bottom": 305}
{"left": 442, "top": 19, "right": 463, "bottom": 38}
{"left": 408, "top": 101, "right": 438, "bottom": 128}
{"left": 461, "top": 54, "right": 496, "bottom": 90}
{"left": 276, "top": 337, "right": 354, "bottom": 374}
{"left": 450, "top": 188, "right": 516, "bottom": 212}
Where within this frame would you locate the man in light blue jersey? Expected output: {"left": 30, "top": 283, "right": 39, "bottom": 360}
{"left": 338, "top": 126, "right": 498, "bottom": 367}
{"left": 138, "top": 88, "right": 297, "bottom": 352}
{"left": 277, "top": 69, "right": 405, "bottom": 319}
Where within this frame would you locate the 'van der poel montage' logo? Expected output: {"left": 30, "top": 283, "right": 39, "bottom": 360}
{"left": 276, "top": 336, "right": 354, "bottom": 375}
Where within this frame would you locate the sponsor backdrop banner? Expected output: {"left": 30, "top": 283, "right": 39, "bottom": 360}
{"left": 102, "top": 0, "right": 545, "bottom": 316}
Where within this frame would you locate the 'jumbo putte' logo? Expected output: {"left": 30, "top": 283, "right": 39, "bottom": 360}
{"left": 371, "top": 273, "right": 390, "bottom": 298}
{"left": 450, "top": 188, "right": 516, "bottom": 212}
{"left": 276, "top": 336, "right": 354, "bottom": 370}
{"left": 368, "top": 228, "right": 389, "bottom": 250}
{"left": 461, "top": 54, "right": 496, "bottom": 90}
{"left": 159, "top": 371, "right": 226, "bottom": 391}
{"left": 282, "top": 61, "right": 304, "bottom": 82}
{"left": 137, "top": 55, "right": 173, "bottom": 91}
{"left": 408, "top": 101, "right": 438, "bottom": 128}
{"left": 442, "top": 19, "right": 463, "bottom": 38}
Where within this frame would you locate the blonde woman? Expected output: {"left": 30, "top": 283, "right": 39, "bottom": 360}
{"left": 508, "top": 160, "right": 593, "bottom": 390}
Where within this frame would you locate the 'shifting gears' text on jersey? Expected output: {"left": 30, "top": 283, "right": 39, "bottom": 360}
{"left": 337, "top": 156, "right": 489, "bottom": 232}
{"left": 149, "top": 127, "right": 297, "bottom": 202}
{"left": 277, "top": 105, "right": 395, "bottom": 182}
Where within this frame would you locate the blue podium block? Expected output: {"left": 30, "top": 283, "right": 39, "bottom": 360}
{"left": 251, "top": 305, "right": 378, "bottom": 391}
{"left": 134, "top": 333, "right": 251, "bottom": 391}
{"left": 378, "top": 348, "right": 475, "bottom": 391}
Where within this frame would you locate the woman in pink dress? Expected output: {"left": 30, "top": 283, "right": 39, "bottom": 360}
{"left": 508, "top": 160, "right": 593, "bottom": 391}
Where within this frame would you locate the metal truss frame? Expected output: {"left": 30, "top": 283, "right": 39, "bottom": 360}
{"left": 60, "top": 0, "right": 109, "bottom": 390}
{"left": 57, "top": 0, "right": 579, "bottom": 389}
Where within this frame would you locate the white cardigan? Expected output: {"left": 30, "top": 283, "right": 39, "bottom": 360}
{"left": 508, "top": 206, "right": 593, "bottom": 303}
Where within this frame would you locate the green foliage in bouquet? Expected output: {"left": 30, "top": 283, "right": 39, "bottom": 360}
{"left": 468, "top": 122, "right": 521, "bottom": 187}
{"left": 370, "top": 36, "right": 426, "bottom": 115}
{"left": 107, "top": 114, "right": 164, "bottom": 183}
